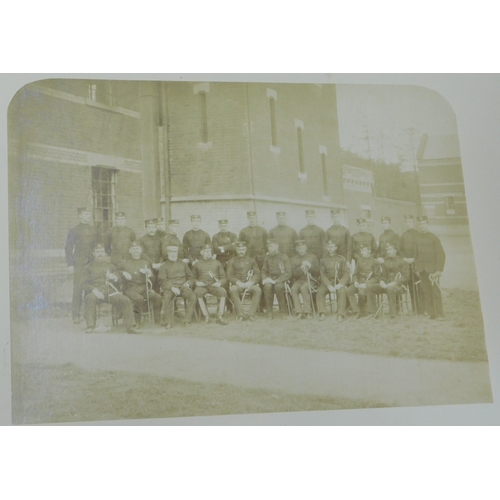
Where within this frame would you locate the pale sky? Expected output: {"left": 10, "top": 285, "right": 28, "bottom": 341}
{"left": 336, "top": 84, "right": 459, "bottom": 170}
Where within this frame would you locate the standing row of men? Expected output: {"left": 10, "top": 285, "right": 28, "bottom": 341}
{"left": 65, "top": 207, "right": 446, "bottom": 330}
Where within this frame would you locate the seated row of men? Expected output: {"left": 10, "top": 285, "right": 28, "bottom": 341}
{"left": 80, "top": 234, "right": 414, "bottom": 333}
{"left": 67, "top": 206, "right": 445, "bottom": 327}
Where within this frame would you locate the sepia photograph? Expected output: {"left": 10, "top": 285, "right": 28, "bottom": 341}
{"left": 6, "top": 75, "right": 493, "bottom": 424}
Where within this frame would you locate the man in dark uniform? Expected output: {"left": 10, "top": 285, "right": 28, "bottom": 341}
{"left": 261, "top": 239, "right": 292, "bottom": 319}
{"left": 81, "top": 244, "right": 140, "bottom": 334}
{"left": 118, "top": 241, "right": 162, "bottom": 326}
{"left": 298, "top": 209, "right": 326, "bottom": 262}
{"left": 346, "top": 244, "right": 381, "bottom": 319}
{"left": 414, "top": 215, "right": 446, "bottom": 320}
{"left": 290, "top": 240, "right": 319, "bottom": 320}
{"left": 227, "top": 241, "right": 262, "bottom": 322}
{"left": 318, "top": 240, "right": 350, "bottom": 322}
{"left": 366, "top": 242, "right": 410, "bottom": 323}
{"left": 155, "top": 217, "right": 167, "bottom": 240}
{"left": 399, "top": 215, "right": 422, "bottom": 314}
{"left": 268, "top": 211, "right": 298, "bottom": 258}
{"left": 158, "top": 245, "right": 197, "bottom": 330}
{"left": 351, "top": 218, "right": 377, "bottom": 263}
{"left": 160, "top": 219, "right": 185, "bottom": 262}
{"left": 103, "top": 212, "right": 136, "bottom": 266}
{"left": 65, "top": 206, "right": 99, "bottom": 324}
{"left": 212, "top": 219, "right": 238, "bottom": 268}
{"left": 325, "top": 209, "right": 352, "bottom": 263}
{"left": 377, "top": 217, "right": 400, "bottom": 264}
{"left": 139, "top": 219, "right": 162, "bottom": 265}
{"left": 182, "top": 215, "right": 212, "bottom": 265}
{"left": 192, "top": 244, "right": 229, "bottom": 325}
{"left": 238, "top": 211, "right": 268, "bottom": 270}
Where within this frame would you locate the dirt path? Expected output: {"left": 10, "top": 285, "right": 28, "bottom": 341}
{"left": 12, "top": 319, "right": 492, "bottom": 408}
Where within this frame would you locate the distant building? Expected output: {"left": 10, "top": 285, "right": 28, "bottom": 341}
{"left": 417, "top": 133, "right": 477, "bottom": 289}
{"left": 417, "top": 133, "right": 467, "bottom": 225}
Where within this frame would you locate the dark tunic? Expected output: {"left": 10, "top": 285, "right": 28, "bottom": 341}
{"left": 352, "top": 256, "right": 381, "bottom": 284}
{"left": 399, "top": 228, "right": 420, "bottom": 259}
{"left": 414, "top": 231, "right": 446, "bottom": 273}
{"left": 261, "top": 253, "right": 292, "bottom": 282}
{"left": 226, "top": 256, "right": 261, "bottom": 285}
{"left": 139, "top": 234, "right": 161, "bottom": 264}
{"left": 238, "top": 225, "right": 268, "bottom": 266}
{"left": 352, "top": 231, "right": 377, "bottom": 261}
{"left": 319, "top": 254, "right": 350, "bottom": 287}
{"left": 378, "top": 229, "right": 400, "bottom": 259}
{"left": 290, "top": 252, "right": 320, "bottom": 282}
{"left": 65, "top": 222, "right": 99, "bottom": 267}
{"left": 325, "top": 225, "right": 352, "bottom": 261}
{"left": 81, "top": 260, "right": 123, "bottom": 296}
{"left": 268, "top": 225, "right": 299, "bottom": 258}
{"left": 380, "top": 256, "right": 410, "bottom": 285}
{"left": 182, "top": 229, "right": 212, "bottom": 263}
{"left": 104, "top": 226, "right": 136, "bottom": 265}
{"left": 212, "top": 231, "right": 238, "bottom": 266}
{"left": 118, "top": 258, "right": 153, "bottom": 295}
{"left": 158, "top": 259, "right": 194, "bottom": 292}
{"left": 192, "top": 259, "right": 228, "bottom": 288}
{"left": 298, "top": 224, "right": 326, "bottom": 261}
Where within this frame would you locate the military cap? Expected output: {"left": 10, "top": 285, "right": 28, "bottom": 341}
{"left": 357, "top": 218, "right": 367, "bottom": 224}
{"left": 326, "top": 240, "right": 337, "bottom": 247}
{"left": 115, "top": 212, "right": 126, "bottom": 218}
{"left": 305, "top": 209, "right": 316, "bottom": 215}
{"left": 235, "top": 241, "right": 247, "bottom": 248}
{"left": 247, "top": 211, "right": 257, "bottom": 217}
{"left": 129, "top": 240, "right": 142, "bottom": 249}
{"left": 295, "top": 239, "right": 307, "bottom": 246}
{"left": 330, "top": 209, "right": 341, "bottom": 215}
{"left": 381, "top": 216, "right": 391, "bottom": 223}
{"left": 267, "top": 239, "right": 279, "bottom": 245}
{"left": 417, "top": 215, "right": 428, "bottom": 222}
{"left": 77, "top": 207, "right": 92, "bottom": 214}
{"left": 404, "top": 215, "right": 414, "bottom": 220}
{"left": 168, "top": 219, "right": 179, "bottom": 225}
{"left": 93, "top": 243, "right": 105, "bottom": 250}
{"left": 166, "top": 245, "right": 179, "bottom": 251}
{"left": 218, "top": 219, "right": 229, "bottom": 224}
{"left": 190, "top": 215, "right": 201, "bottom": 220}
{"left": 276, "top": 211, "right": 286, "bottom": 216}
{"left": 145, "top": 219, "right": 156, "bottom": 226}
{"left": 201, "top": 244, "right": 212, "bottom": 250}
{"left": 157, "top": 217, "right": 164, "bottom": 223}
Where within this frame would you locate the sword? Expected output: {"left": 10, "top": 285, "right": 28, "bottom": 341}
{"left": 241, "top": 269, "right": 254, "bottom": 303}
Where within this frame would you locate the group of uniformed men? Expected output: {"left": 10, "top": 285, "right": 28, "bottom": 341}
{"left": 65, "top": 207, "right": 446, "bottom": 334}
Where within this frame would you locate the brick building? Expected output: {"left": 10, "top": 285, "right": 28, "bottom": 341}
{"left": 8, "top": 79, "right": 417, "bottom": 313}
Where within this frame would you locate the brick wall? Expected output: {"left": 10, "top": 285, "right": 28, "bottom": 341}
{"left": 9, "top": 84, "right": 141, "bottom": 160}
{"left": 166, "top": 82, "right": 252, "bottom": 197}
{"left": 247, "top": 83, "right": 343, "bottom": 205}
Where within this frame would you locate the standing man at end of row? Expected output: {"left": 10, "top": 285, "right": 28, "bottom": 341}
{"left": 414, "top": 215, "right": 446, "bottom": 320}
{"left": 65, "top": 206, "right": 99, "bottom": 324}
